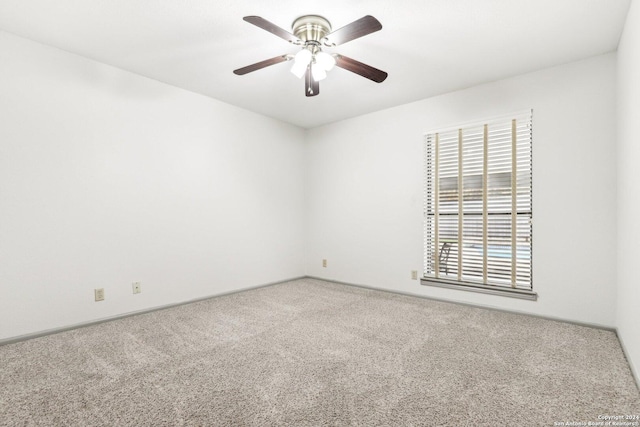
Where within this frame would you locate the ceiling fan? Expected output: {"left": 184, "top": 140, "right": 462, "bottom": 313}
{"left": 233, "top": 15, "right": 388, "bottom": 97}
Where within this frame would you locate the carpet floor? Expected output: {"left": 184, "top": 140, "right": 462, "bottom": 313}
{"left": 1, "top": 278, "right": 639, "bottom": 426}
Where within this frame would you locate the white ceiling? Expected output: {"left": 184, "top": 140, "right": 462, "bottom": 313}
{"left": 0, "top": 0, "right": 631, "bottom": 128}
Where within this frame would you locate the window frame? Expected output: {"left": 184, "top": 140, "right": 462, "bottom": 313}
{"left": 421, "top": 110, "right": 536, "bottom": 301}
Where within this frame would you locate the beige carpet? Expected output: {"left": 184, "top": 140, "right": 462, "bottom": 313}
{"left": 1, "top": 278, "right": 638, "bottom": 426}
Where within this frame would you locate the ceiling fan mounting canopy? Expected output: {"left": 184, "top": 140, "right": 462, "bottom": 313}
{"left": 234, "top": 14, "right": 388, "bottom": 97}
{"left": 292, "top": 15, "right": 332, "bottom": 44}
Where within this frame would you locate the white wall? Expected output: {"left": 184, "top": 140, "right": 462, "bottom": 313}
{"left": 0, "top": 31, "right": 306, "bottom": 341}
{"left": 0, "top": 25, "right": 627, "bottom": 347}
{"left": 617, "top": 0, "right": 640, "bottom": 384}
{"left": 306, "top": 53, "right": 618, "bottom": 328}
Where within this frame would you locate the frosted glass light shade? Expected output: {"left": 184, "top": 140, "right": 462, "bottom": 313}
{"left": 294, "top": 49, "right": 312, "bottom": 65}
{"left": 291, "top": 61, "right": 308, "bottom": 78}
{"left": 311, "top": 63, "right": 327, "bottom": 81}
{"left": 315, "top": 51, "right": 336, "bottom": 71}
{"left": 291, "top": 48, "right": 313, "bottom": 78}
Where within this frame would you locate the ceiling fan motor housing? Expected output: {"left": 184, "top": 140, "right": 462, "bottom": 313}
{"left": 292, "top": 15, "right": 332, "bottom": 44}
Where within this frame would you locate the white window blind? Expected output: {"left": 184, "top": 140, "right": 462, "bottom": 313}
{"left": 423, "top": 111, "right": 533, "bottom": 295}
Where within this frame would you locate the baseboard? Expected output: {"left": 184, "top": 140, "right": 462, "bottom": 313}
{"left": 616, "top": 330, "right": 640, "bottom": 392}
{"left": 0, "top": 276, "right": 305, "bottom": 346}
{"left": 305, "top": 275, "right": 617, "bottom": 332}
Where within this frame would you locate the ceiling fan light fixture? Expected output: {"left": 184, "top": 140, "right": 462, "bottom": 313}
{"left": 291, "top": 48, "right": 313, "bottom": 78}
{"left": 290, "top": 61, "right": 308, "bottom": 78}
{"left": 315, "top": 51, "right": 336, "bottom": 71}
{"left": 293, "top": 48, "right": 312, "bottom": 65}
{"left": 311, "top": 62, "right": 327, "bottom": 81}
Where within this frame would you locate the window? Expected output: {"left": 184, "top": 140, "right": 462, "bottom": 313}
{"left": 422, "top": 111, "right": 535, "bottom": 300}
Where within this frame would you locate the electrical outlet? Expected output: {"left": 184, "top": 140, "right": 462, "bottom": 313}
{"left": 94, "top": 288, "right": 105, "bottom": 302}
{"left": 322, "top": 259, "right": 327, "bottom": 268}
{"left": 411, "top": 270, "right": 418, "bottom": 280}
{"left": 132, "top": 282, "right": 141, "bottom": 294}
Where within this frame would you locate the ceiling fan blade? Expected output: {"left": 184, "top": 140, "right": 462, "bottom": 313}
{"left": 233, "top": 55, "right": 290, "bottom": 75}
{"left": 243, "top": 16, "right": 301, "bottom": 44}
{"left": 335, "top": 55, "right": 388, "bottom": 83}
{"left": 324, "top": 16, "right": 382, "bottom": 46}
{"left": 305, "top": 66, "right": 319, "bottom": 97}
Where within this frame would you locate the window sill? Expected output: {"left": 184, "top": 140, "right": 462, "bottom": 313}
{"left": 420, "top": 277, "right": 538, "bottom": 301}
